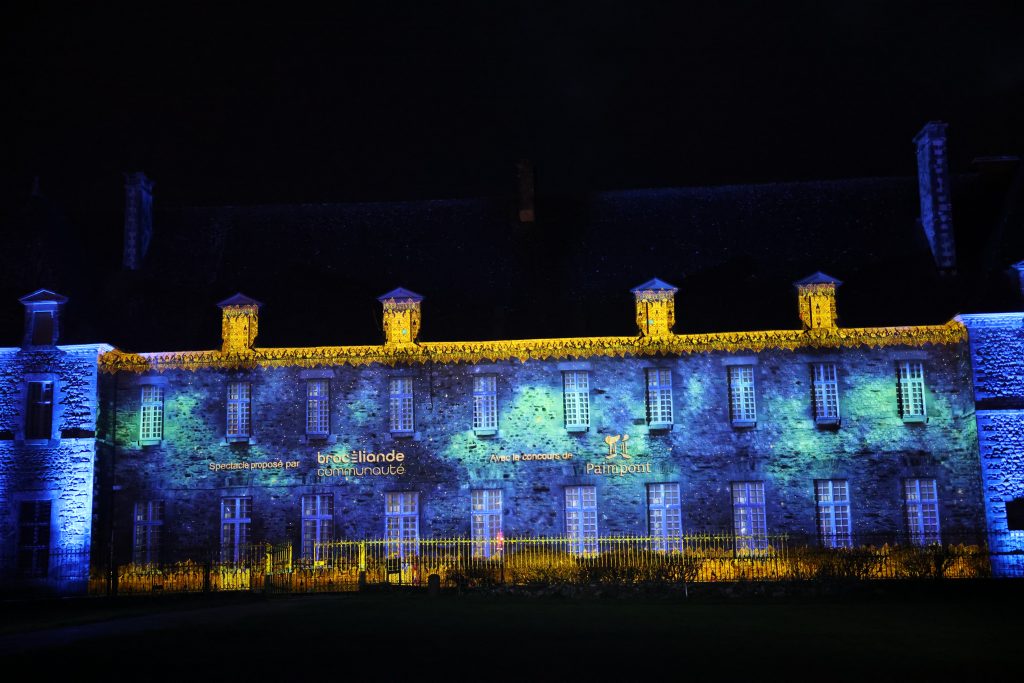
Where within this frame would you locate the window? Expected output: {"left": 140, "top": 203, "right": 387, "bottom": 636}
{"left": 226, "top": 382, "right": 251, "bottom": 439}
{"left": 31, "top": 311, "right": 53, "bottom": 345}
{"left": 133, "top": 501, "right": 164, "bottom": 565}
{"left": 731, "top": 481, "right": 767, "bottom": 551}
{"left": 305, "top": 380, "right": 330, "bottom": 437}
{"left": 140, "top": 385, "right": 164, "bottom": 443}
{"left": 473, "top": 375, "right": 498, "bottom": 434}
{"left": 389, "top": 378, "right": 414, "bottom": 434}
{"left": 302, "top": 494, "right": 334, "bottom": 562}
{"left": 646, "top": 369, "right": 673, "bottom": 428}
{"left": 728, "top": 365, "right": 756, "bottom": 425}
{"left": 565, "top": 485, "right": 598, "bottom": 554}
{"left": 385, "top": 492, "right": 419, "bottom": 559}
{"left": 897, "top": 361, "right": 926, "bottom": 421}
{"left": 1007, "top": 498, "right": 1024, "bottom": 532}
{"left": 221, "top": 497, "right": 252, "bottom": 564}
{"left": 812, "top": 363, "right": 839, "bottom": 424}
{"left": 904, "top": 479, "right": 940, "bottom": 545}
{"left": 471, "top": 489, "right": 502, "bottom": 558}
{"left": 25, "top": 380, "right": 54, "bottom": 440}
{"left": 647, "top": 483, "right": 682, "bottom": 551}
{"left": 815, "top": 480, "right": 852, "bottom": 548}
{"left": 18, "top": 500, "right": 51, "bottom": 577}
{"left": 562, "top": 371, "right": 590, "bottom": 431}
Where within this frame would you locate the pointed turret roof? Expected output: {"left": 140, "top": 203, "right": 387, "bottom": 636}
{"left": 217, "top": 293, "right": 263, "bottom": 308}
{"left": 794, "top": 272, "right": 843, "bottom": 287}
{"left": 377, "top": 287, "right": 424, "bottom": 302}
{"left": 630, "top": 278, "right": 678, "bottom": 293}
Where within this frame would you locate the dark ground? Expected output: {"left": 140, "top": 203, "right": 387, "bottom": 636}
{"left": 1, "top": 582, "right": 1021, "bottom": 678}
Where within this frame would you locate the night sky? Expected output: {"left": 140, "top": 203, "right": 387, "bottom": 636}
{"left": 5, "top": 2, "right": 1023, "bottom": 215}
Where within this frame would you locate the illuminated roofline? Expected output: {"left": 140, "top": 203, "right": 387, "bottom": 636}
{"left": 98, "top": 321, "right": 966, "bottom": 373}
{"left": 1, "top": 343, "right": 115, "bottom": 355}
{"left": 957, "top": 312, "right": 1024, "bottom": 321}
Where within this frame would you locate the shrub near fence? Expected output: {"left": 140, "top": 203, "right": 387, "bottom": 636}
{"left": 79, "top": 533, "right": 1011, "bottom": 596}
{"left": 310, "top": 534, "right": 989, "bottom": 588}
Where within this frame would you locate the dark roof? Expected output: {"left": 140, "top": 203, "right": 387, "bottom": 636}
{"left": 2, "top": 169, "right": 1021, "bottom": 351}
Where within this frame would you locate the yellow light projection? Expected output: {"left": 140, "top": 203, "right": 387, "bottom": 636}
{"left": 98, "top": 320, "right": 968, "bottom": 373}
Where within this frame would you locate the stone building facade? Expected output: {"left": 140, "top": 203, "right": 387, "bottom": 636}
{"left": 93, "top": 277, "right": 986, "bottom": 566}
{"left": 960, "top": 312, "right": 1024, "bottom": 573}
{"left": 0, "top": 290, "right": 110, "bottom": 589}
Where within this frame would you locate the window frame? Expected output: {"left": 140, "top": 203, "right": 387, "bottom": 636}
{"left": 301, "top": 493, "right": 334, "bottom": 562}
{"left": 133, "top": 500, "right": 165, "bottom": 566}
{"left": 647, "top": 483, "right": 682, "bottom": 552}
{"left": 220, "top": 496, "right": 252, "bottom": 564}
{"left": 565, "top": 485, "right": 598, "bottom": 554}
{"left": 731, "top": 481, "right": 768, "bottom": 552}
{"left": 139, "top": 385, "right": 165, "bottom": 444}
{"left": 471, "top": 488, "right": 503, "bottom": 558}
{"left": 562, "top": 370, "right": 591, "bottom": 432}
{"left": 727, "top": 365, "right": 757, "bottom": 426}
{"left": 897, "top": 360, "right": 927, "bottom": 422}
{"left": 305, "top": 379, "right": 331, "bottom": 438}
{"left": 389, "top": 377, "right": 414, "bottom": 435}
{"left": 472, "top": 375, "right": 498, "bottom": 435}
{"left": 904, "top": 478, "right": 941, "bottom": 545}
{"left": 18, "top": 500, "right": 51, "bottom": 577}
{"left": 815, "top": 479, "right": 852, "bottom": 549}
{"left": 25, "top": 379, "right": 55, "bottom": 442}
{"left": 226, "top": 381, "right": 252, "bottom": 441}
{"left": 646, "top": 368, "right": 674, "bottom": 429}
{"left": 385, "top": 491, "right": 419, "bottom": 560}
{"left": 812, "top": 362, "right": 840, "bottom": 425}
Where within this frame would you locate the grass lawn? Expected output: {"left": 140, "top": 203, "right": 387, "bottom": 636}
{"left": 1, "top": 585, "right": 1020, "bottom": 678}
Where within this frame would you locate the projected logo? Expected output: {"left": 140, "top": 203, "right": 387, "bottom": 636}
{"left": 316, "top": 449, "right": 407, "bottom": 477}
{"left": 588, "top": 433, "right": 651, "bottom": 476}
{"left": 603, "top": 434, "right": 631, "bottom": 459}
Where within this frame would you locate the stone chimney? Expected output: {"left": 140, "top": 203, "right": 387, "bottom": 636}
{"left": 794, "top": 272, "right": 842, "bottom": 330}
{"left": 378, "top": 288, "right": 424, "bottom": 345}
{"left": 913, "top": 122, "right": 956, "bottom": 272}
{"left": 517, "top": 159, "right": 535, "bottom": 223}
{"left": 19, "top": 289, "right": 68, "bottom": 347}
{"left": 217, "top": 293, "right": 262, "bottom": 354}
{"left": 631, "top": 278, "right": 678, "bottom": 337}
{"left": 123, "top": 172, "right": 154, "bottom": 271}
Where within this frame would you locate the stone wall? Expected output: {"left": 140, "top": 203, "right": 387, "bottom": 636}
{"left": 0, "top": 345, "right": 106, "bottom": 570}
{"left": 105, "top": 340, "right": 983, "bottom": 562}
{"left": 961, "top": 313, "right": 1024, "bottom": 574}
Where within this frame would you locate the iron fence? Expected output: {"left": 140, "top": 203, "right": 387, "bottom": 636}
{"left": 303, "top": 534, "right": 792, "bottom": 588}
{"left": 3, "top": 532, "right": 1019, "bottom": 597}
{"left": 0, "top": 547, "right": 91, "bottom": 596}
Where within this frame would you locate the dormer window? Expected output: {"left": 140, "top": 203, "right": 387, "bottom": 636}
{"left": 19, "top": 289, "right": 67, "bottom": 347}
{"left": 31, "top": 312, "right": 54, "bottom": 346}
